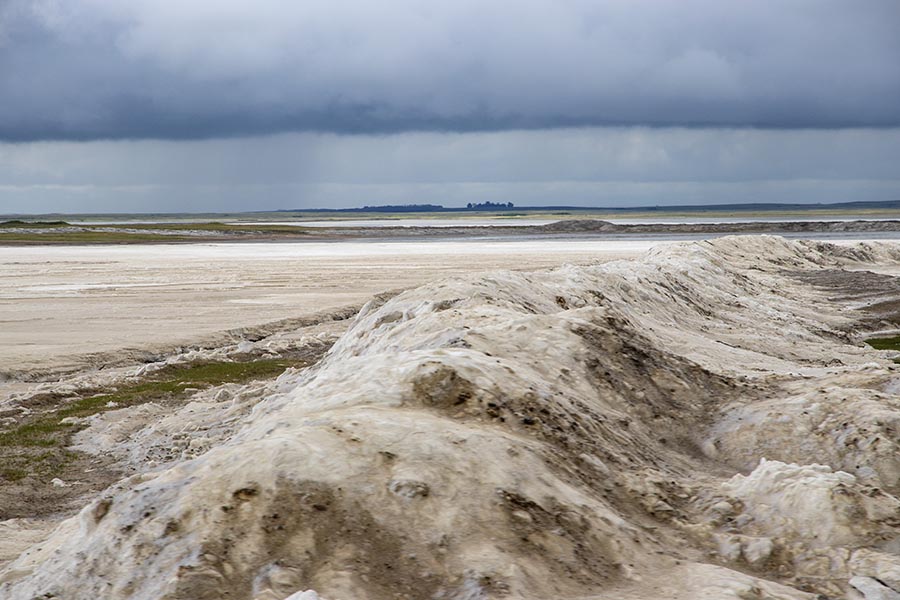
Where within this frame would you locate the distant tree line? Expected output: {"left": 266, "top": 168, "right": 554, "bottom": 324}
{"left": 286, "top": 198, "right": 900, "bottom": 214}
{"left": 466, "top": 202, "right": 515, "bottom": 210}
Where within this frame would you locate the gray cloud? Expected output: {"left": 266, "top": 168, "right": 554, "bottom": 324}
{"left": 1, "top": 0, "right": 899, "bottom": 141}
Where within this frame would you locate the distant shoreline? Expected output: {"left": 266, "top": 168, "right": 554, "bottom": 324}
{"left": 6, "top": 217, "right": 900, "bottom": 245}
{"left": 5, "top": 198, "right": 900, "bottom": 223}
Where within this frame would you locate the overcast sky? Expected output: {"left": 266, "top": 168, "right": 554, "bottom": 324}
{"left": 1, "top": 0, "right": 899, "bottom": 213}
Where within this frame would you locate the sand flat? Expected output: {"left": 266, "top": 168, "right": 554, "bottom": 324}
{"left": 0, "top": 239, "right": 657, "bottom": 376}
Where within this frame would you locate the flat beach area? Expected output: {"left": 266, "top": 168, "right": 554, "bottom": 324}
{"left": 0, "top": 239, "right": 654, "bottom": 378}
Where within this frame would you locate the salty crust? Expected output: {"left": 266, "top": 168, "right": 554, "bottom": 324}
{"left": 4, "top": 236, "right": 900, "bottom": 599}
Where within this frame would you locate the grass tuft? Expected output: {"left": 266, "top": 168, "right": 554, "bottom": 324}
{"left": 0, "top": 358, "right": 305, "bottom": 481}
{"left": 0, "top": 221, "right": 313, "bottom": 244}
{"left": 864, "top": 335, "right": 900, "bottom": 351}
{"left": 0, "top": 220, "right": 69, "bottom": 228}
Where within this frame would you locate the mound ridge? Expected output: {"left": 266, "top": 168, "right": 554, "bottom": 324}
{"left": 4, "top": 236, "right": 900, "bottom": 599}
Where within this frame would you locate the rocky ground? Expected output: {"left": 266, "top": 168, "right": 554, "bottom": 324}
{"left": 3, "top": 236, "right": 900, "bottom": 599}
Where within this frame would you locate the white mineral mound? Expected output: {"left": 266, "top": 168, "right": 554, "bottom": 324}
{"left": 4, "top": 236, "right": 900, "bottom": 600}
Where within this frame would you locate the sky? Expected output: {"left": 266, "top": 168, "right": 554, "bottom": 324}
{"left": 1, "top": 0, "right": 899, "bottom": 213}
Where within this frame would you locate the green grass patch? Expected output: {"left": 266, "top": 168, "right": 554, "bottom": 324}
{"left": 0, "top": 231, "right": 198, "bottom": 244}
{"left": 0, "top": 219, "right": 69, "bottom": 228}
{"left": 0, "top": 221, "right": 316, "bottom": 244}
{"left": 0, "top": 358, "right": 305, "bottom": 480}
{"left": 864, "top": 335, "right": 900, "bottom": 364}
{"left": 864, "top": 335, "right": 900, "bottom": 352}
{"left": 0, "top": 468, "right": 27, "bottom": 481}
{"left": 0, "top": 450, "right": 79, "bottom": 485}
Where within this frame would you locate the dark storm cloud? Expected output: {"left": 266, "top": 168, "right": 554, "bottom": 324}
{"left": 1, "top": 0, "right": 899, "bottom": 141}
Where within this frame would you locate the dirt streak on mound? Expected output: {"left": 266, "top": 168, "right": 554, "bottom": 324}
{"left": 4, "top": 236, "right": 900, "bottom": 599}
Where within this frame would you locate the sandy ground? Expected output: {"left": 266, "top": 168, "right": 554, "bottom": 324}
{"left": 7, "top": 236, "right": 900, "bottom": 599}
{"left": 0, "top": 239, "right": 657, "bottom": 380}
